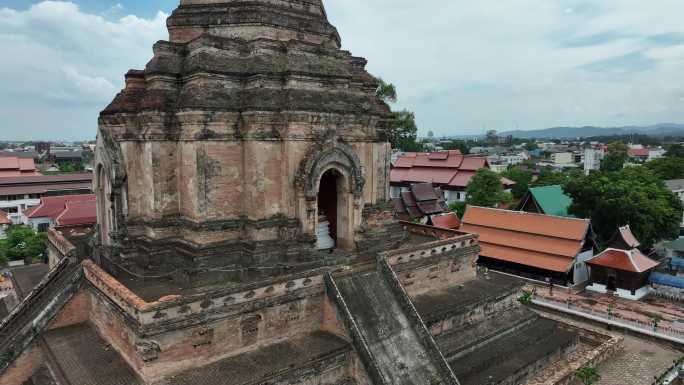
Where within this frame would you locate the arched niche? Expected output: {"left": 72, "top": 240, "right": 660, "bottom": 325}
{"left": 95, "top": 164, "right": 114, "bottom": 246}
{"left": 296, "top": 140, "right": 365, "bottom": 251}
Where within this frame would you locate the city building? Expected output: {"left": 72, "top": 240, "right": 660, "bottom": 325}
{"left": 586, "top": 248, "right": 660, "bottom": 300}
{"left": 390, "top": 151, "right": 515, "bottom": 205}
{"left": 550, "top": 152, "right": 574, "bottom": 165}
{"left": 627, "top": 148, "right": 650, "bottom": 163}
{"left": 516, "top": 185, "right": 573, "bottom": 217}
{"left": 0, "top": 173, "right": 93, "bottom": 223}
{"left": 665, "top": 179, "right": 684, "bottom": 232}
{"left": 583, "top": 148, "right": 605, "bottom": 174}
{"left": 461, "top": 206, "right": 595, "bottom": 285}
{"left": 0, "top": 156, "right": 40, "bottom": 178}
{"left": 21, "top": 194, "right": 96, "bottom": 232}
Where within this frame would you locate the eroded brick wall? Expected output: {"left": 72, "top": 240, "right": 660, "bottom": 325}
{"left": 0, "top": 343, "right": 43, "bottom": 385}
{"left": 87, "top": 283, "right": 330, "bottom": 382}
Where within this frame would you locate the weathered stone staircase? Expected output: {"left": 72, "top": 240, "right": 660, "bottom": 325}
{"left": 325, "top": 260, "right": 460, "bottom": 385}
{"left": 0, "top": 258, "right": 82, "bottom": 374}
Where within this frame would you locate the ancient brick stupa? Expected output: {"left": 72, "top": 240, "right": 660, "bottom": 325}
{"left": 95, "top": 0, "right": 401, "bottom": 283}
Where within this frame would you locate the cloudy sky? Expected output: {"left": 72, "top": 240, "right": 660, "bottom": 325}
{"left": 1, "top": 1, "right": 684, "bottom": 140}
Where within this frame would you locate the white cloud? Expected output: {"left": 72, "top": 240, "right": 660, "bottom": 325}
{"left": 1, "top": 0, "right": 683, "bottom": 140}
{"left": 325, "top": 0, "right": 684, "bottom": 134}
{"left": 0, "top": 1, "right": 167, "bottom": 140}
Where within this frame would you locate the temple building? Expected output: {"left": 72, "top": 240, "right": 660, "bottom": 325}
{"left": 0, "top": 2, "right": 624, "bottom": 385}
{"left": 586, "top": 248, "right": 660, "bottom": 300}
{"left": 461, "top": 206, "right": 595, "bottom": 286}
{"left": 516, "top": 185, "right": 573, "bottom": 217}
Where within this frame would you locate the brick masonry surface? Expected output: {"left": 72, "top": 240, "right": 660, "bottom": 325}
{"left": 589, "top": 335, "right": 681, "bottom": 385}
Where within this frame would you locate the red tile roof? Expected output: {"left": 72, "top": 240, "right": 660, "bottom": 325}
{"left": 391, "top": 151, "right": 510, "bottom": 191}
{"left": 461, "top": 206, "right": 591, "bottom": 273}
{"left": 587, "top": 248, "right": 659, "bottom": 273}
{"left": 28, "top": 194, "right": 96, "bottom": 222}
{"left": 431, "top": 213, "right": 461, "bottom": 230}
{"left": 0, "top": 209, "right": 11, "bottom": 225}
{"left": 56, "top": 200, "right": 97, "bottom": 226}
{"left": 628, "top": 148, "right": 649, "bottom": 157}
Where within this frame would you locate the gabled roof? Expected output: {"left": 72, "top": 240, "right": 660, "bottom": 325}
{"left": 392, "top": 183, "right": 448, "bottom": 220}
{"left": 608, "top": 225, "right": 641, "bottom": 249}
{"left": 27, "top": 194, "right": 96, "bottom": 222}
{"left": 391, "top": 151, "right": 498, "bottom": 189}
{"left": 586, "top": 248, "right": 659, "bottom": 273}
{"left": 461, "top": 206, "right": 591, "bottom": 273}
{"left": 526, "top": 185, "right": 573, "bottom": 217}
{"left": 0, "top": 156, "right": 39, "bottom": 177}
{"left": 56, "top": 200, "right": 97, "bottom": 226}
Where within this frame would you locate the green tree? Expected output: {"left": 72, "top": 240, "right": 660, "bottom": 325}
{"left": 449, "top": 201, "right": 466, "bottom": 218}
{"left": 374, "top": 77, "right": 423, "bottom": 152}
{"left": 646, "top": 156, "right": 684, "bottom": 180}
{"left": 375, "top": 78, "right": 397, "bottom": 103}
{"left": 575, "top": 366, "right": 601, "bottom": 385}
{"left": 0, "top": 226, "right": 47, "bottom": 263}
{"left": 466, "top": 169, "right": 512, "bottom": 208}
{"left": 564, "top": 166, "right": 683, "bottom": 248}
{"left": 532, "top": 167, "right": 579, "bottom": 188}
{"left": 665, "top": 143, "right": 684, "bottom": 158}
{"left": 442, "top": 140, "right": 470, "bottom": 155}
{"left": 388, "top": 110, "right": 424, "bottom": 152}
{"left": 58, "top": 162, "right": 85, "bottom": 173}
{"left": 601, "top": 141, "right": 628, "bottom": 172}
{"left": 502, "top": 167, "right": 533, "bottom": 199}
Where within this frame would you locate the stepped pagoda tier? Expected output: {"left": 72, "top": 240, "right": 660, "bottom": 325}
{"left": 95, "top": 0, "right": 400, "bottom": 284}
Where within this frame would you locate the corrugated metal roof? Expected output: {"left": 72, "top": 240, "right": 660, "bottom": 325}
{"left": 650, "top": 272, "right": 684, "bottom": 289}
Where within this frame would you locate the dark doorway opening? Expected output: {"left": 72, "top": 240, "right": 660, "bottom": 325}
{"left": 607, "top": 275, "right": 617, "bottom": 292}
{"left": 318, "top": 169, "right": 340, "bottom": 242}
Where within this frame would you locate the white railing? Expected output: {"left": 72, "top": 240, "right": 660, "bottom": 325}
{"left": 530, "top": 294, "right": 684, "bottom": 343}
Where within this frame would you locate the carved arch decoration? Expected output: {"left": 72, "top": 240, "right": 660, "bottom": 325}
{"left": 296, "top": 139, "right": 365, "bottom": 200}
{"left": 94, "top": 128, "right": 129, "bottom": 253}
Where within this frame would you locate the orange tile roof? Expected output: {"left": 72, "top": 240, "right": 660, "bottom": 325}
{"left": 587, "top": 248, "right": 659, "bottom": 273}
{"left": 462, "top": 206, "right": 589, "bottom": 241}
{"left": 461, "top": 206, "right": 591, "bottom": 273}
{"left": 479, "top": 243, "right": 575, "bottom": 273}
{"left": 431, "top": 213, "right": 461, "bottom": 230}
{"left": 0, "top": 156, "right": 39, "bottom": 177}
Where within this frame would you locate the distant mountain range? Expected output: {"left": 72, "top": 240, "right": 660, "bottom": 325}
{"left": 498, "top": 123, "right": 684, "bottom": 139}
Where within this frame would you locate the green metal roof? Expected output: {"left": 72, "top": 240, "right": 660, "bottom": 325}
{"left": 668, "top": 237, "right": 684, "bottom": 252}
{"left": 528, "top": 185, "right": 573, "bottom": 217}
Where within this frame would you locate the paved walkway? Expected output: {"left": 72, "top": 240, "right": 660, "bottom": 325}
{"left": 527, "top": 308, "right": 682, "bottom": 385}
{"left": 592, "top": 335, "right": 680, "bottom": 385}
{"left": 525, "top": 283, "right": 684, "bottom": 335}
